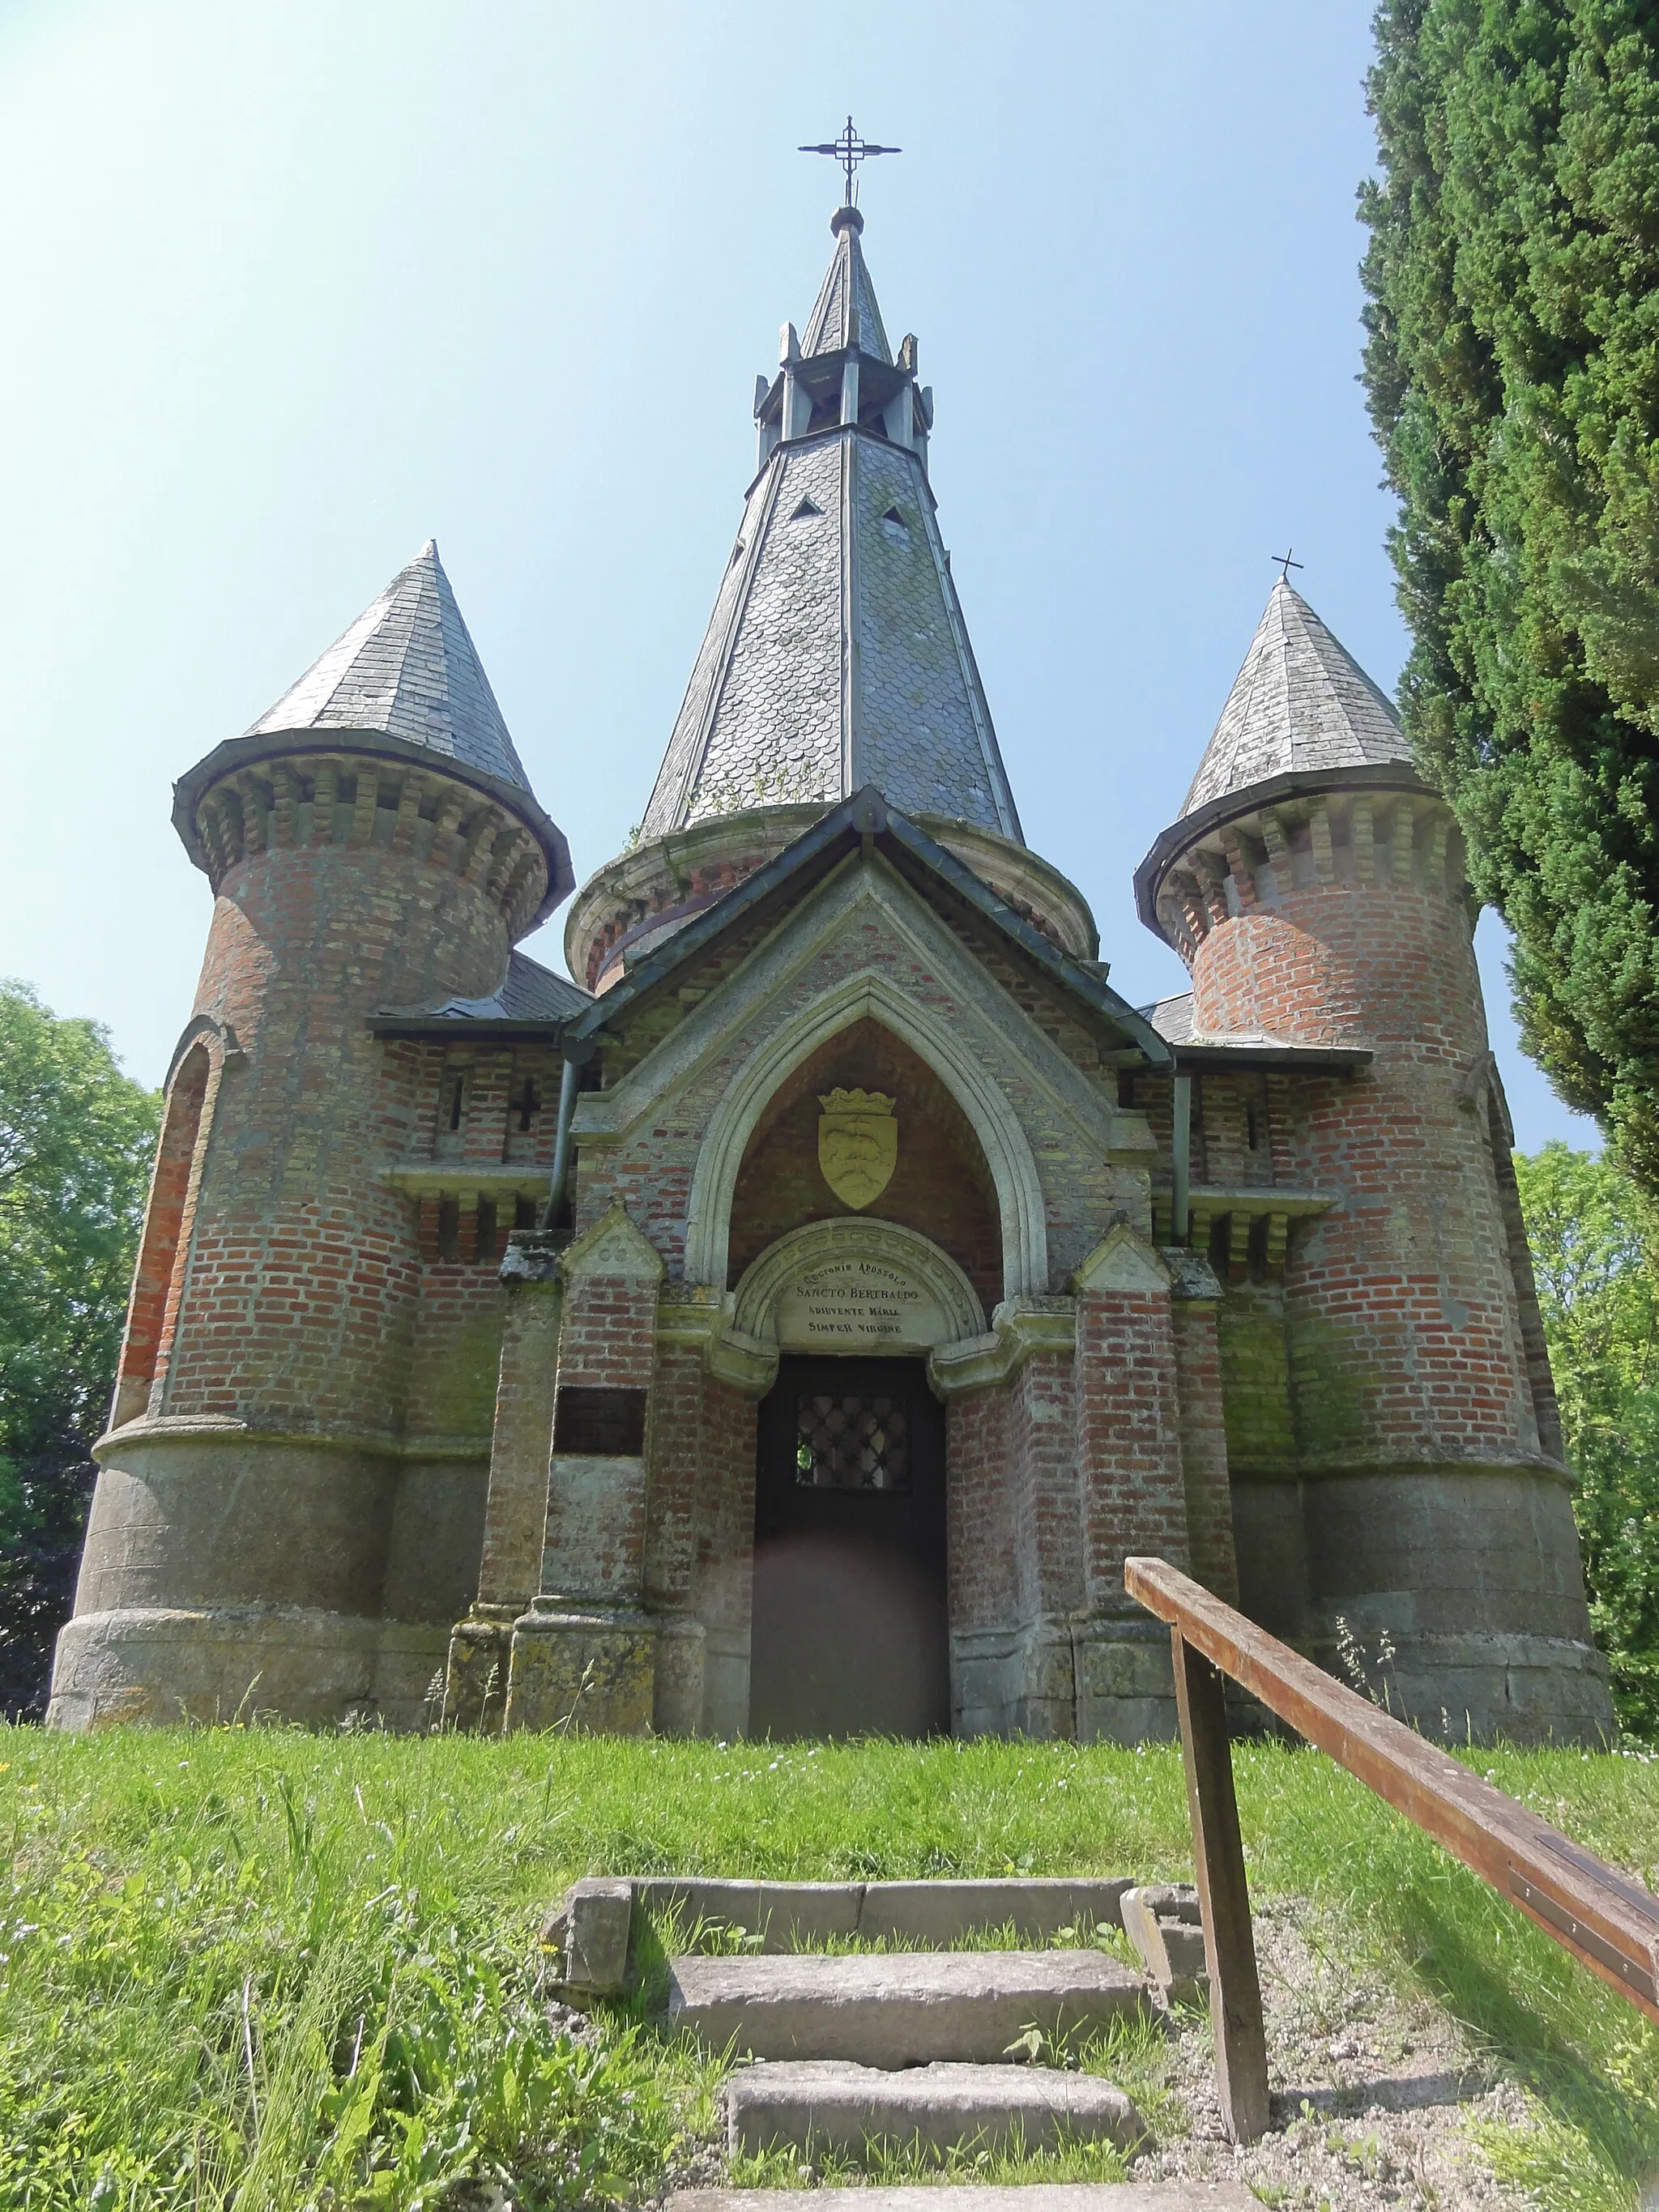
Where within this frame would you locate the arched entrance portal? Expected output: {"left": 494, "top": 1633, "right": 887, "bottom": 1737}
{"left": 752, "top": 1353, "right": 947, "bottom": 1737}
{"left": 732, "top": 1219, "right": 987, "bottom": 1738}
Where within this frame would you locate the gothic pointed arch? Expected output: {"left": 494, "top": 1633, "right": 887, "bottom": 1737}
{"left": 681, "top": 969, "right": 1048, "bottom": 1300}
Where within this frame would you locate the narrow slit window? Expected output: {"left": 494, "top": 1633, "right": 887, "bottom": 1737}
{"left": 437, "top": 1197, "right": 460, "bottom": 1263}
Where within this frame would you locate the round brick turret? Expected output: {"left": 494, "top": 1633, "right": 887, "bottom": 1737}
{"left": 1135, "top": 585, "right": 1610, "bottom": 1742}
{"left": 49, "top": 543, "right": 576, "bottom": 1730}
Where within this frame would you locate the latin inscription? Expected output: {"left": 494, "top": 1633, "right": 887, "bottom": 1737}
{"left": 775, "top": 1259, "right": 948, "bottom": 1350}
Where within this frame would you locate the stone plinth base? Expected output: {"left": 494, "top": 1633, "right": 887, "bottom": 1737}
{"left": 504, "top": 1599, "right": 658, "bottom": 1733}
{"left": 46, "top": 1605, "right": 447, "bottom": 1732}
{"left": 442, "top": 1604, "right": 518, "bottom": 1731}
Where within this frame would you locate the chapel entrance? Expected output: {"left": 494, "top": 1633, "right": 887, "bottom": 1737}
{"left": 749, "top": 1354, "right": 949, "bottom": 1738}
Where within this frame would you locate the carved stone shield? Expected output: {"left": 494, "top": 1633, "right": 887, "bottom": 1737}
{"left": 817, "top": 1088, "right": 898, "bottom": 1209}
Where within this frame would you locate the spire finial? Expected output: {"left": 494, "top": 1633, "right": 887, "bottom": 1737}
{"left": 1271, "top": 548, "right": 1304, "bottom": 586}
{"left": 799, "top": 117, "right": 902, "bottom": 207}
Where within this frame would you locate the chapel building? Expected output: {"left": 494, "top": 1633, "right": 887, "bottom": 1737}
{"left": 49, "top": 203, "right": 1612, "bottom": 1743}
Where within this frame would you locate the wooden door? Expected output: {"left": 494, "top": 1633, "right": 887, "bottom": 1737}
{"left": 749, "top": 1354, "right": 949, "bottom": 1738}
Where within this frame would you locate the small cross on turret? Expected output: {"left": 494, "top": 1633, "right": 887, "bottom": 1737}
{"left": 799, "top": 116, "right": 901, "bottom": 205}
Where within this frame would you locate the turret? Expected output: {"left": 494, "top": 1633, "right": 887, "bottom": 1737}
{"left": 49, "top": 543, "right": 574, "bottom": 1728}
{"left": 1135, "top": 580, "right": 1611, "bottom": 1740}
{"left": 565, "top": 201, "right": 1091, "bottom": 999}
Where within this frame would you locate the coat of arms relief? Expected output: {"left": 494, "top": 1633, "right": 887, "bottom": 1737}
{"left": 817, "top": 1089, "right": 898, "bottom": 1208}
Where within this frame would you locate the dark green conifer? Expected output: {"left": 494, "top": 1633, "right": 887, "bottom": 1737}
{"left": 1361, "top": 0, "right": 1659, "bottom": 1184}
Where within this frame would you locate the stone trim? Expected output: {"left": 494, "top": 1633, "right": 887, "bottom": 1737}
{"left": 731, "top": 1217, "right": 987, "bottom": 1350}
{"left": 581, "top": 860, "right": 1130, "bottom": 1301}
{"left": 927, "top": 1297, "right": 1077, "bottom": 1398}
{"left": 92, "top": 1414, "right": 483, "bottom": 1462}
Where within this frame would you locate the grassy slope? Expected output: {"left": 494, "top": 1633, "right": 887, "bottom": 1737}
{"left": 0, "top": 1730, "right": 1654, "bottom": 2210}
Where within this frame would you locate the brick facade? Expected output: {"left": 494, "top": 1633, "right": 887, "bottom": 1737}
{"left": 51, "top": 240, "right": 1610, "bottom": 1745}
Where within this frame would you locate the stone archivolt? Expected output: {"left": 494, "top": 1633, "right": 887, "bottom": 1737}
{"left": 49, "top": 200, "right": 1611, "bottom": 1750}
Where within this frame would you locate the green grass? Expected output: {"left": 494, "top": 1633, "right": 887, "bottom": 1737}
{"left": 0, "top": 1728, "right": 1654, "bottom": 2210}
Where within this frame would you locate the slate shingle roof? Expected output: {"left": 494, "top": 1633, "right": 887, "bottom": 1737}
{"left": 639, "top": 221, "right": 1021, "bottom": 844}
{"left": 394, "top": 948, "right": 591, "bottom": 1024}
{"left": 802, "top": 210, "right": 892, "bottom": 360}
{"left": 1182, "top": 580, "right": 1410, "bottom": 820}
{"left": 247, "top": 540, "right": 532, "bottom": 796}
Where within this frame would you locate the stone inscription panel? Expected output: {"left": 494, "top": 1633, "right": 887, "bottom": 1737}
{"left": 775, "top": 1259, "right": 949, "bottom": 1352}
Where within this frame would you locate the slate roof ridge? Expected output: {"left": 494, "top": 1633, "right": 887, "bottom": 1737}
{"left": 245, "top": 539, "right": 533, "bottom": 796}
{"left": 1181, "top": 579, "right": 1410, "bottom": 820}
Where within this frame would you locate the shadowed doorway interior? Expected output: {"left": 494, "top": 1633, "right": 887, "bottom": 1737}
{"left": 749, "top": 1353, "right": 949, "bottom": 1738}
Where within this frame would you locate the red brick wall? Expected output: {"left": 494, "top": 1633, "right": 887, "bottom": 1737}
{"left": 1188, "top": 855, "right": 1548, "bottom": 1468}
{"left": 1007, "top": 1353, "right": 1085, "bottom": 1622}
{"left": 1169, "top": 1299, "right": 1238, "bottom": 1601}
{"left": 1074, "top": 1289, "right": 1190, "bottom": 1605}
{"left": 160, "top": 821, "right": 516, "bottom": 1437}
{"left": 945, "top": 1385, "right": 1016, "bottom": 1630}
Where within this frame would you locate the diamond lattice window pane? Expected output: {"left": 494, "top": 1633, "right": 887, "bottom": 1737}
{"left": 795, "top": 1394, "right": 911, "bottom": 1490}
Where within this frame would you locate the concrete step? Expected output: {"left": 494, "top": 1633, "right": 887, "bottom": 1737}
{"left": 635, "top": 1876, "right": 1134, "bottom": 1951}
{"left": 725, "top": 2058, "right": 1143, "bottom": 2157}
{"left": 672, "top": 2187, "right": 1259, "bottom": 2211}
{"left": 667, "top": 1950, "right": 1151, "bottom": 2065}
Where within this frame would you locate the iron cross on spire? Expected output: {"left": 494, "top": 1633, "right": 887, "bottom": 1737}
{"left": 800, "top": 117, "right": 902, "bottom": 205}
{"left": 1272, "top": 548, "right": 1304, "bottom": 585}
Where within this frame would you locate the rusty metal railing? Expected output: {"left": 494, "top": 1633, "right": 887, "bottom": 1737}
{"left": 1124, "top": 1557, "right": 1659, "bottom": 2144}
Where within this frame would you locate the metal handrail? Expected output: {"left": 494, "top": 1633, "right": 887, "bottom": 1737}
{"left": 1124, "top": 1556, "right": 1659, "bottom": 2144}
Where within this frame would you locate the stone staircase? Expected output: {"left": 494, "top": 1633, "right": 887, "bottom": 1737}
{"left": 543, "top": 1875, "right": 1243, "bottom": 2208}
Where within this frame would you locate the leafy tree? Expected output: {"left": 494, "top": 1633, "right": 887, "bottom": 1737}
{"left": 1361, "top": 3, "right": 1659, "bottom": 1189}
{"left": 0, "top": 982, "right": 159, "bottom": 1719}
{"left": 1515, "top": 1140, "right": 1659, "bottom": 1735}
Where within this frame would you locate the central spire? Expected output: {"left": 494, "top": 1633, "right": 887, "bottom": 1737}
{"left": 638, "top": 205, "right": 1021, "bottom": 845}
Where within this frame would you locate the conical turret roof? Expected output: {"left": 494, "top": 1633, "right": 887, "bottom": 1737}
{"left": 638, "top": 211, "right": 1021, "bottom": 845}
{"left": 1181, "top": 578, "right": 1410, "bottom": 820}
{"left": 246, "top": 539, "right": 532, "bottom": 795}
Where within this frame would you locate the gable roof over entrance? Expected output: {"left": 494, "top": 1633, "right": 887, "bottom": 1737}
{"left": 564, "top": 787, "right": 1171, "bottom": 1068}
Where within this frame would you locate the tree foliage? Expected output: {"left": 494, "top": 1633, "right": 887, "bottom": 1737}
{"left": 1515, "top": 1140, "right": 1659, "bottom": 1734}
{"left": 0, "top": 982, "right": 159, "bottom": 1718}
{"left": 1362, "top": 2, "right": 1659, "bottom": 1187}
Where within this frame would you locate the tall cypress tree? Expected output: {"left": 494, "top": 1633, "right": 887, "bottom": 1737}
{"left": 1361, "top": 1, "right": 1659, "bottom": 1186}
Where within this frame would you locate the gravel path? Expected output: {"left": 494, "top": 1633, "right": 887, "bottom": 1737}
{"left": 1134, "top": 1899, "right": 1537, "bottom": 2210}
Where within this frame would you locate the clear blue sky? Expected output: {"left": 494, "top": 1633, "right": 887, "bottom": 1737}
{"left": 0, "top": 0, "right": 1597, "bottom": 1151}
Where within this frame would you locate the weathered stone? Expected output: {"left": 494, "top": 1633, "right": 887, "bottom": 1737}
{"left": 626, "top": 1876, "right": 1132, "bottom": 1952}
{"left": 855, "top": 1879, "right": 1132, "bottom": 1946}
{"left": 666, "top": 1949, "right": 1151, "bottom": 2065}
{"left": 540, "top": 1877, "right": 635, "bottom": 1993}
{"left": 724, "top": 2059, "right": 1144, "bottom": 2157}
{"left": 503, "top": 1604, "right": 655, "bottom": 1733}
